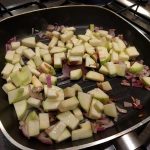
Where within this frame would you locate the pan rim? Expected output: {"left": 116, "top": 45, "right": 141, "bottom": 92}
{"left": 1, "top": 116, "right": 150, "bottom": 150}
{"left": 0, "top": 5, "right": 150, "bottom": 150}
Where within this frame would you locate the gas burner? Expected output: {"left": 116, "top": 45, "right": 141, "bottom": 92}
{"left": 115, "top": 0, "right": 150, "bottom": 19}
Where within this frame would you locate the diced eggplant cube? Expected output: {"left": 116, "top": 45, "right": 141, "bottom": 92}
{"left": 57, "top": 111, "right": 79, "bottom": 130}
{"left": 11, "top": 41, "right": 20, "bottom": 50}
{"left": 27, "top": 120, "right": 40, "bottom": 137}
{"left": 12, "top": 53, "right": 21, "bottom": 64}
{"left": 58, "top": 97, "right": 79, "bottom": 112}
{"left": 78, "top": 92, "right": 92, "bottom": 112}
{"left": 27, "top": 97, "right": 41, "bottom": 108}
{"left": 5, "top": 50, "right": 15, "bottom": 62}
{"left": 39, "top": 113, "right": 50, "bottom": 130}
{"left": 23, "top": 48, "right": 35, "bottom": 59}
{"left": 48, "top": 36, "right": 58, "bottom": 48}
{"left": 48, "top": 121, "right": 66, "bottom": 141}
{"left": 56, "top": 129, "right": 71, "bottom": 143}
{"left": 86, "top": 71, "right": 104, "bottom": 82}
{"left": 101, "top": 81, "right": 112, "bottom": 91}
{"left": 14, "top": 100, "right": 27, "bottom": 120}
{"left": 71, "top": 127, "right": 92, "bottom": 141}
{"left": 36, "top": 42, "right": 48, "bottom": 49}
{"left": 2, "top": 82, "right": 16, "bottom": 94}
{"left": 64, "top": 87, "right": 76, "bottom": 98}
{"left": 43, "top": 54, "right": 52, "bottom": 64}
{"left": 1, "top": 63, "right": 14, "bottom": 79}
{"left": 73, "top": 107, "right": 84, "bottom": 121}
{"left": 22, "top": 37, "right": 36, "bottom": 48}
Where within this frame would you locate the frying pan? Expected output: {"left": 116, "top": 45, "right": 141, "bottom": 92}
{"left": 68, "top": 0, "right": 112, "bottom": 5}
{"left": 0, "top": 5, "right": 150, "bottom": 150}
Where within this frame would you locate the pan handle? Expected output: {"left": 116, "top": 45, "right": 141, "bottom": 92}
{"left": 102, "top": 132, "right": 142, "bottom": 150}
{"left": 115, "top": 132, "right": 142, "bottom": 150}
{"left": 138, "top": 121, "right": 150, "bottom": 145}
{"left": 106, "top": 122, "right": 150, "bottom": 150}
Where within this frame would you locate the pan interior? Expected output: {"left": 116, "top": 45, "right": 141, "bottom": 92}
{"left": 0, "top": 6, "right": 150, "bottom": 150}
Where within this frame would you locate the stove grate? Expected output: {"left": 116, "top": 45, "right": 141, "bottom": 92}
{"left": 0, "top": 0, "right": 46, "bottom": 17}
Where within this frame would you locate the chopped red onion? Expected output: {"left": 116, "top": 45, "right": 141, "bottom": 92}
{"left": 145, "top": 86, "right": 150, "bottom": 91}
{"left": 131, "top": 97, "right": 143, "bottom": 109}
{"left": 126, "top": 72, "right": 137, "bottom": 78}
{"left": 124, "top": 101, "right": 132, "bottom": 108}
{"left": 92, "top": 53, "right": 98, "bottom": 62}
{"left": 56, "top": 26, "right": 61, "bottom": 32}
{"left": 36, "top": 32, "right": 44, "bottom": 38}
{"left": 91, "top": 122, "right": 106, "bottom": 133}
{"left": 125, "top": 75, "right": 133, "bottom": 80}
{"left": 96, "top": 117, "right": 111, "bottom": 125}
{"left": 138, "top": 60, "right": 144, "bottom": 64}
{"left": 91, "top": 117, "right": 114, "bottom": 133}
{"left": 5, "top": 44, "right": 12, "bottom": 51}
{"left": 102, "top": 121, "right": 114, "bottom": 129}
{"left": 131, "top": 78, "right": 137, "bottom": 83}
{"left": 94, "top": 26, "right": 100, "bottom": 32}
{"left": 32, "top": 87, "right": 43, "bottom": 93}
{"left": 37, "top": 107, "right": 44, "bottom": 113}
{"left": 38, "top": 67, "right": 44, "bottom": 73}
{"left": 116, "top": 106, "right": 127, "bottom": 113}
{"left": 37, "top": 132, "right": 53, "bottom": 145}
{"left": 61, "top": 63, "right": 70, "bottom": 78}
{"left": 28, "top": 86, "right": 43, "bottom": 100}
{"left": 118, "top": 34, "right": 124, "bottom": 40}
{"left": 121, "top": 80, "right": 130, "bottom": 86}
{"left": 114, "top": 117, "right": 118, "bottom": 122}
{"left": 108, "top": 29, "right": 116, "bottom": 37}
{"left": 96, "top": 82, "right": 101, "bottom": 88}
{"left": 46, "top": 75, "right": 52, "bottom": 88}
{"left": 138, "top": 113, "right": 144, "bottom": 118}
{"left": 31, "top": 28, "right": 34, "bottom": 34}
{"left": 19, "top": 121, "right": 24, "bottom": 126}
{"left": 49, "top": 113, "right": 57, "bottom": 123}
{"left": 7, "top": 36, "right": 16, "bottom": 44}
{"left": 134, "top": 99, "right": 141, "bottom": 106}
{"left": 97, "top": 126, "right": 105, "bottom": 131}
{"left": 60, "top": 62, "right": 87, "bottom": 81}
{"left": 124, "top": 66, "right": 150, "bottom": 89}
{"left": 60, "top": 25, "right": 65, "bottom": 32}
{"left": 91, "top": 122, "right": 98, "bottom": 133}
{"left": 19, "top": 121, "right": 29, "bottom": 138}
{"left": 132, "top": 103, "right": 143, "bottom": 109}
{"left": 131, "top": 81, "right": 143, "bottom": 88}
{"left": 83, "top": 113, "right": 89, "bottom": 118}
{"left": 35, "top": 29, "right": 40, "bottom": 33}
{"left": 45, "top": 126, "right": 55, "bottom": 135}
{"left": 144, "top": 65, "right": 149, "bottom": 70}
{"left": 47, "top": 25, "right": 55, "bottom": 31}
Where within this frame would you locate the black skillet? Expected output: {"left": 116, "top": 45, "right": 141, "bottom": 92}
{"left": 0, "top": 5, "right": 150, "bottom": 150}
{"left": 68, "top": 0, "right": 112, "bottom": 4}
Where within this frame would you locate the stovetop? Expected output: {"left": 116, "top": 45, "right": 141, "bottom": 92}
{"left": 0, "top": 0, "right": 150, "bottom": 149}
{"left": 0, "top": 0, "right": 149, "bottom": 36}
